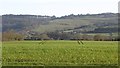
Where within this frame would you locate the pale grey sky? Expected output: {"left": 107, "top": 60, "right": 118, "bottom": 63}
{"left": 0, "top": 0, "right": 119, "bottom": 17}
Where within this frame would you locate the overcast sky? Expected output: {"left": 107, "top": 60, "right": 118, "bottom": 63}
{"left": 0, "top": 0, "right": 119, "bottom": 17}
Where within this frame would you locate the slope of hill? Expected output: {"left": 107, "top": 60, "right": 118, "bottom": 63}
{"left": 0, "top": 16, "right": 2, "bottom": 32}
{"left": 2, "top": 13, "right": 118, "bottom": 34}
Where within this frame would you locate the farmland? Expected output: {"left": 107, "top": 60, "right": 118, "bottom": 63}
{"left": 2, "top": 41, "right": 118, "bottom": 66}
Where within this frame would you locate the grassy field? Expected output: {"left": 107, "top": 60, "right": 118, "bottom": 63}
{"left": 2, "top": 40, "right": 118, "bottom": 66}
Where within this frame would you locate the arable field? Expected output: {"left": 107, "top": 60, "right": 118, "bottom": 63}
{"left": 2, "top": 41, "right": 118, "bottom": 66}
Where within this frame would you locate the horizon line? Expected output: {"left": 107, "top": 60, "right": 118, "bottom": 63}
{"left": 1, "top": 12, "right": 118, "bottom": 17}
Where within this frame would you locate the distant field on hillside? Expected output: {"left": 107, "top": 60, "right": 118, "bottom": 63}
{"left": 2, "top": 13, "right": 118, "bottom": 34}
{"left": 2, "top": 41, "right": 118, "bottom": 66}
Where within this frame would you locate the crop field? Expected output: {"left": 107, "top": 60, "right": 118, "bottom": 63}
{"left": 2, "top": 41, "right": 118, "bottom": 66}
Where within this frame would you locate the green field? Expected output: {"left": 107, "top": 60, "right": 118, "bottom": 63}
{"left": 2, "top": 41, "right": 118, "bottom": 66}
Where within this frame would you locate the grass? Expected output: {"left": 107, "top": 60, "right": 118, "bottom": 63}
{"left": 2, "top": 40, "right": 118, "bottom": 66}
{"left": 0, "top": 42, "right": 2, "bottom": 67}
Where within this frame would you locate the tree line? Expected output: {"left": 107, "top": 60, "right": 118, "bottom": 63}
{"left": 2, "top": 30, "right": 119, "bottom": 41}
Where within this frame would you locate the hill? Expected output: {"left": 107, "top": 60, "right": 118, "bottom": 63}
{"left": 2, "top": 13, "right": 118, "bottom": 35}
